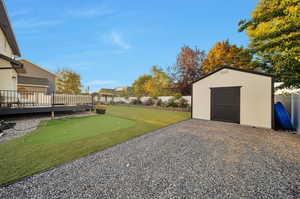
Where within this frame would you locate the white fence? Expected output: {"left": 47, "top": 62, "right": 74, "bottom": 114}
{"left": 275, "top": 94, "right": 300, "bottom": 132}
{"left": 94, "top": 96, "right": 192, "bottom": 105}
{"left": 54, "top": 94, "right": 92, "bottom": 105}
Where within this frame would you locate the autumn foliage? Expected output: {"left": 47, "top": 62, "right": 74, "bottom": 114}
{"left": 239, "top": 0, "right": 300, "bottom": 87}
{"left": 56, "top": 69, "right": 82, "bottom": 94}
{"left": 132, "top": 66, "right": 173, "bottom": 97}
{"left": 202, "top": 40, "right": 255, "bottom": 74}
{"left": 169, "top": 46, "right": 205, "bottom": 95}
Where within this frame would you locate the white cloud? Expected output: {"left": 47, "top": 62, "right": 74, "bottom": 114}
{"left": 109, "top": 31, "right": 132, "bottom": 50}
{"left": 13, "top": 19, "right": 63, "bottom": 29}
{"left": 67, "top": 7, "right": 116, "bottom": 18}
{"left": 86, "top": 80, "right": 119, "bottom": 86}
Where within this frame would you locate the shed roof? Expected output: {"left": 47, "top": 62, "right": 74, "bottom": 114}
{"left": 193, "top": 66, "right": 274, "bottom": 84}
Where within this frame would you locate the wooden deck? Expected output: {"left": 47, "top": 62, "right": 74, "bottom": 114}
{"left": 0, "top": 105, "right": 94, "bottom": 116}
{"left": 0, "top": 90, "right": 94, "bottom": 116}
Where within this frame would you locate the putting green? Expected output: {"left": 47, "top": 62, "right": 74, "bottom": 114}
{"left": 25, "top": 115, "right": 136, "bottom": 144}
{"left": 0, "top": 106, "right": 190, "bottom": 185}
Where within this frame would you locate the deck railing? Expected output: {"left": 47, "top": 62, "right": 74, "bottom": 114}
{"left": 0, "top": 90, "right": 93, "bottom": 108}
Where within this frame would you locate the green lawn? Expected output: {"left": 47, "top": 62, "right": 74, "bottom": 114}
{"left": 0, "top": 106, "right": 190, "bottom": 185}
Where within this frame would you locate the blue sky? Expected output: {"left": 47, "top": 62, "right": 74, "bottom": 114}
{"left": 6, "top": 0, "right": 258, "bottom": 92}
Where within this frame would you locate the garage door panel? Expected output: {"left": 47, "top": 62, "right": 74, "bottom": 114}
{"left": 212, "top": 105, "right": 240, "bottom": 123}
{"left": 211, "top": 87, "right": 240, "bottom": 124}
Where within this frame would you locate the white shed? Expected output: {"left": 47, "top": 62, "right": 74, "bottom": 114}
{"left": 192, "top": 66, "right": 274, "bottom": 129}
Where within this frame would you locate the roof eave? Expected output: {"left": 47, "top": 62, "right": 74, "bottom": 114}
{"left": 192, "top": 66, "right": 274, "bottom": 85}
{"left": 0, "top": 0, "right": 21, "bottom": 57}
{"left": 0, "top": 53, "right": 23, "bottom": 68}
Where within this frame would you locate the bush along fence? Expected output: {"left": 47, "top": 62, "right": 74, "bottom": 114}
{"left": 114, "top": 104, "right": 191, "bottom": 112}
{"left": 94, "top": 95, "right": 191, "bottom": 112}
{"left": 275, "top": 94, "right": 300, "bottom": 132}
{"left": 94, "top": 96, "right": 191, "bottom": 104}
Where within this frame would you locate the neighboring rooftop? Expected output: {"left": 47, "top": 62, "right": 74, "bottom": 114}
{"left": 0, "top": 0, "right": 21, "bottom": 56}
{"left": 18, "top": 59, "right": 56, "bottom": 77}
{"left": 98, "top": 87, "right": 132, "bottom": 96}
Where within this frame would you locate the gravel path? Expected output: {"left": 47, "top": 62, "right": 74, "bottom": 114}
{"left": 1, "top": 119, "right": 300, "bottom": 198}
{"left": 0, "top": 111, "right": 96, "bottom": 143}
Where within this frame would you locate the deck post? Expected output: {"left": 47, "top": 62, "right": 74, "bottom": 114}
{"left": 51, "top": 92, "right": 55, "bottom": 119}
{"left": 91, "top": 95, "right": 94, "bottom": 112}
{"left": 51, "top": 92, "right": 54, "bottom": 106}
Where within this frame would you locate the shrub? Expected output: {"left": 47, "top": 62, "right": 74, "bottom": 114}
{"left": 143, "top": 98, "right": 154, "bottom": 106}
{"left": 173, "top": 93, "right": 182, "bottom": 100}
{"left": 178, "top": 98, "right": 188, "bottom": 108}
{"left": 130, "top": 98, "right": 142, "bottom": 105}
{"left": 95, "top": 105, "right": 107, "bottom": 109}
{"left": 152, "top": 96, "right": 158, "bottom": 100}
{"left": 95, "top": 101, "right": 105, "bottom": 105}
{"left": 155, "top": 99, "right": 163, "bottom": 107}
{"left": 166, "top": 97, "right": 178, "bottom": 107}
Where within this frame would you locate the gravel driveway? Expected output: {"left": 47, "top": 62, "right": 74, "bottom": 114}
{"left": 1, "top": 119, "right": 300, "bottom": 198}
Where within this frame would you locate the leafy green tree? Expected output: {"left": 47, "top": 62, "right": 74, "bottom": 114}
{"left": 202, "top": 40, "right": 256, "bottom": 73}
{"left": 239, "top": 0, "right": 300, "bottom": 87}
{"left": 56, "top": 69, "right": 82, "bottom": 94}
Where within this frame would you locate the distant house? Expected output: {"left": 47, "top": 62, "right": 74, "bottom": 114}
{"left": 99, "top": 87, "right": 132, "bottom": 96}
{"left": 17, "top": 59, "right": 56, "bottom": 94}
{"left": 0, "top": 0, "right": 23, "bottom": 91}
{"left": 114, "top": 86, "right": 131, "bottom": 92}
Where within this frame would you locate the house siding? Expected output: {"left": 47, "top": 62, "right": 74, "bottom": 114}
{"left": 0, "top": 58, "right": 17, "bottom": 91}
{"left": 18, "top": 60, "right": 56, "bottom": 93}
{"left": 0, "top": 26, "right": 17, "bottom": 91}
{"left": 18, "top": 75, "right": 49, "bottom": 86}
{"left": 0, "top": 28, "right": 13, "bottom": 57}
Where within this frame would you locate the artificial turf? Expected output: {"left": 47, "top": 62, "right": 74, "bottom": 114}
{"left": 0, "top": 106, "right": 190, "bottom": 185}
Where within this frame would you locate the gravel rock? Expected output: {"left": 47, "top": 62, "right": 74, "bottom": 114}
{"left": 1, "top": 119, "right": 300, "bottom": 198}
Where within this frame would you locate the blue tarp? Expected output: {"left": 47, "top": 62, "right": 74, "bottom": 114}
{"left": 274, "top": 102, "right": 294, "bottom": 131}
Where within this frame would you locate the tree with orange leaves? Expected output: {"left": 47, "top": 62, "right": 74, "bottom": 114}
{"left": 169, "top": 45, "right": 205, "bottom": 95}
{"left": 202, "top": 40, "right": 255, "bottom": 73}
